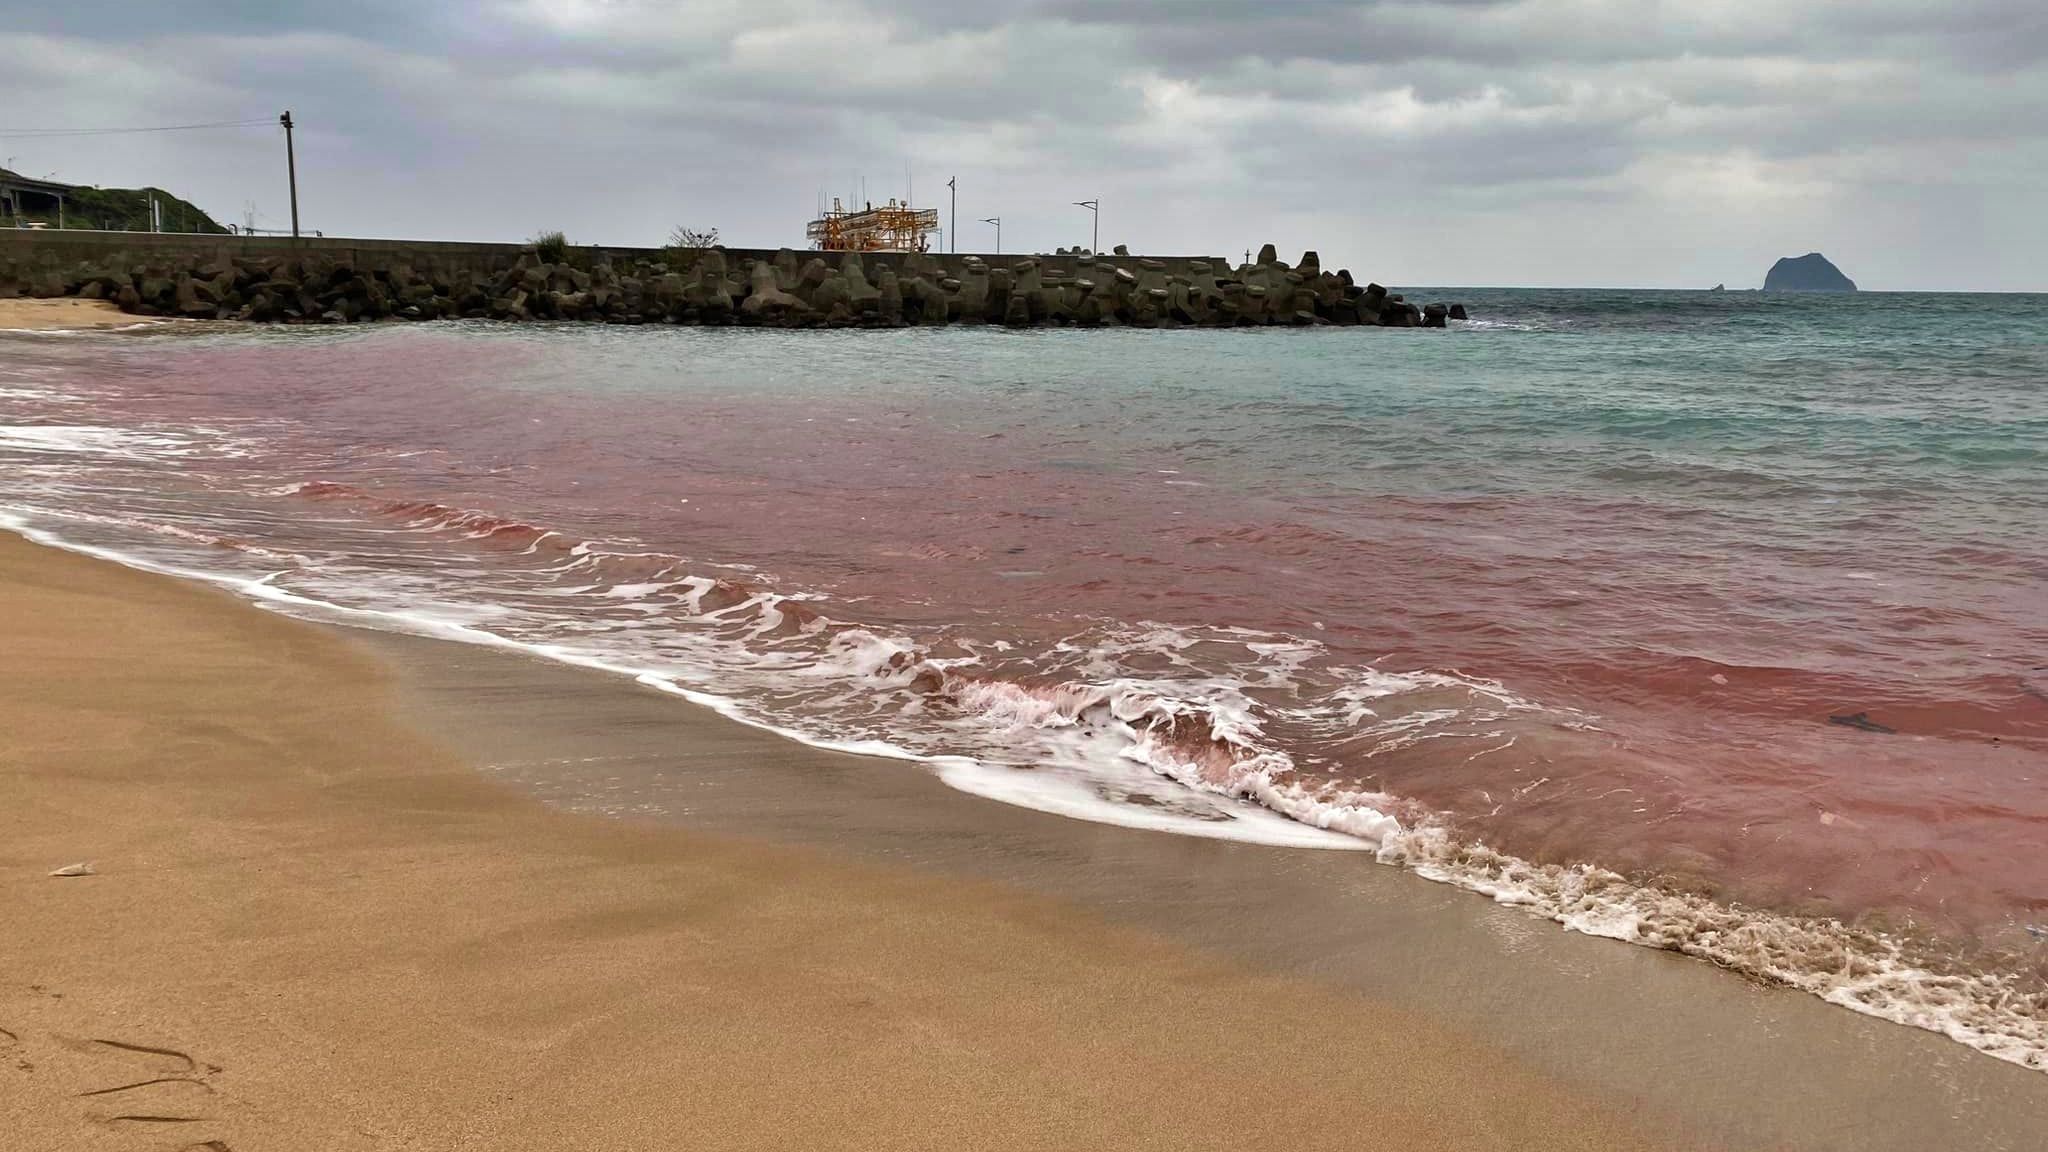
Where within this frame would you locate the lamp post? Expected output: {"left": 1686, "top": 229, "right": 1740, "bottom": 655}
{"left": 981, "top": 216, "right": 1000, "bottom": 256}
{"left": 947, "top": 176, "right": 956, "bottom": 255}
{"left": 280, "top": 111, "right": 300, "bottom": 239}
{"left": 1073, "top": 198, "right": 1098, "bottom": 254}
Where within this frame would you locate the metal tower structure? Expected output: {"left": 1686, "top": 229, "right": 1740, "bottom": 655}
{"left": 805, "top": 197, "right": 940, "bottom": 252}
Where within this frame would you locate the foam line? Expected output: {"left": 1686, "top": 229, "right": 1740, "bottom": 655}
{"left": 0, "top": 510, "right": 1362, "bottom": 850}
{"left": 3, "top": 509, "right": 2042, "bottom": 1072}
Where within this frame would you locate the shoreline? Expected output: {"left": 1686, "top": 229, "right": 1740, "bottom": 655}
{"left": 0, "top": 530, "right": 1672, "bottom": 1149}
{"left": 5, "top": 494, "right": 2041, "bottom": 1080}
{"left": 360, "top": 624, "right": 2048, "bottom": 1152}
{"left": 4, "top": 527, "right": 2045, "bottom": 1149}
{"left": 0, "top": 296, "right": 137, "bottom": 331}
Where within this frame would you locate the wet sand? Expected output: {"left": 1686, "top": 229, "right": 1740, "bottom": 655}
{"left": 0, "top": 532, "right": 1680, "bottom": 1149}
{"left": 0, "top": 297, "right": 134, "bottom": 330}
{"left": 367, "top": 627, "right": 2048, "bottom": 1151}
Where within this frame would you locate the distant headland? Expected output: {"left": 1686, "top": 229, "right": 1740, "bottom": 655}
{"left": 1, "top": 167, "right": 226, "bottom": 235}
{"left": 1764, "top": 253, "right": 1857, "bottom": 293}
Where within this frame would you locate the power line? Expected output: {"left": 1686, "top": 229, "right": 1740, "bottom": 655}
{"left": 0, "top": 118, "right": 277, "bottom": 138}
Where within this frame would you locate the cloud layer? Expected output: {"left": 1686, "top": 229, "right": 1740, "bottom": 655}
{"left": 5, "top": 1, "right": 2044, "bottom": 288}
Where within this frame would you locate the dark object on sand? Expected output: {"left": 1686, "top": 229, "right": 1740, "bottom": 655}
{"left": 1828, "top": 711, "right": 1896, "bottom": 734}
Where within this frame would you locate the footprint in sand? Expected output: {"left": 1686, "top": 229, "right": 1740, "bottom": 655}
{"left": 2, "top": 1021, "right": 30, "bottom": 1074}
{"left": 3, "top": 984, "right": 244, "bottom": 1147}
{"left": 54, "top": 1034, "right": 224, "bottom": 1129}
{"left": 0, "top": 1020, "right": 228, "bottom": 1147}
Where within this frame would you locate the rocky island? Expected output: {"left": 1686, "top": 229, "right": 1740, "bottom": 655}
{"left": 1764, "top": 253, "right": 1857, "bottom": 292}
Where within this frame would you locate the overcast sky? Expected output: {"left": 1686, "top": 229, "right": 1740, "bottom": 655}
{"left": 4, "top": 1, "right": 2044, "bottom": 289}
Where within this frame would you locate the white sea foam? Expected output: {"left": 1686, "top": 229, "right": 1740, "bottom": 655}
{"left": 0, "top": 509, "right": 1353, "bottom": 849}
{"left": 0, "top": 425, "right": 197, "bottom": 459}
{"left": 0, "top": 320, "right": 167, "bottom": 336}
{"left": 2, "top": 503, "right": 2042, "bottom": 1074}
{"left": 0, "top": 386, "right": 86, "bottom": 402}
{"left": 601, "top": 582, "right": 675, "bottom": 599}
{"left": 13, "top": 505, "right": 310, "bottom": 564}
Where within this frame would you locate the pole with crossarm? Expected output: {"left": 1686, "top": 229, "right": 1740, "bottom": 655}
{"left": 280, "top": 111, "right": 300, "bottom": 239}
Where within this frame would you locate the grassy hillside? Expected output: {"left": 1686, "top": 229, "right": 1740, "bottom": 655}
{"left": 3, "top": 169, "right": 228, "bottom": 234}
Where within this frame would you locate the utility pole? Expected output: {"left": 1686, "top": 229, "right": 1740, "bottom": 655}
{"left": 981, "top": 216, "right": 1000, "bottom": 256}
{"left": 280, "top": 111, "right": 300, "bottom": 239}
{"left": 947, "top": 176, "right": 956, "bottom": 254}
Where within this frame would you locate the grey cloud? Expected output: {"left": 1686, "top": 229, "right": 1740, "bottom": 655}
{"left": 0, "top": 0, "right": 2042, "bottom": 289}
{"left": 1052, "top": 0, "right": 2045, "bottom": 72}
{"left": 11, "top": 1, "right": 456, "bottom": 50}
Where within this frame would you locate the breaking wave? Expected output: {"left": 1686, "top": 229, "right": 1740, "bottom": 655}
{"left": 2, "top": 487, "right": 2042, "bottom": 1073}
{"left": 3, "top": 331, "right": 2043, "bottom": 1073}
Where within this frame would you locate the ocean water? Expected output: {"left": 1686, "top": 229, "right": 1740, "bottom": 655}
{"left": 4, "top": 289, "right": 2045, "bottom": 1068}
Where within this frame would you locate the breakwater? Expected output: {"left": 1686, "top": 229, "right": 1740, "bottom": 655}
{"left": 0, "top": 231, "right": 1460, "bottom": 328}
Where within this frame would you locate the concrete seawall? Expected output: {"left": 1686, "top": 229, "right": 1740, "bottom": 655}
{"left": 0, "top": 230, "right": 1456, "bottom": 329}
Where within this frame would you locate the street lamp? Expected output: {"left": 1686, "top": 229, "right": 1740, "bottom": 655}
{"left": 1073, "top": 199, "right": 1099, "bottom": 254}
{"left": 981, "top": 216, "right": 1001, "bottom": 256}
{"left": 280, "top": 111, "right": 300, "bottom": 239}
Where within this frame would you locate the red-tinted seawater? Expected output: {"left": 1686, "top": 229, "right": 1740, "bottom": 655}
{"left": 3, "top": 291, "right": 2044, "bottom": 1066}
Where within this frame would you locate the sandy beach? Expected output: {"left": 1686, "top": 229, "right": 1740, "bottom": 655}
{"left": 0, "top": 297, "right": 134, "bottom": 331}
{"left": 6, "top": 1, "right": 2043, "bottom": 1146}
{"left": 366, "top": 620, "right": 2048, "bottom": 1152}
{"left": 0, "top": 532, "right": 1680, "bottom": 1149}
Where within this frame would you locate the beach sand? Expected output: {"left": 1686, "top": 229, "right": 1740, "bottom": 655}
{"left": 0, "top": 532, "right": 1677, "bottom": 1149}
{"left": 366, "top": 629, "right": 2048, "bottom": 1152}
{"left": 0, "top": 297, "right": 134, "bottom": 331}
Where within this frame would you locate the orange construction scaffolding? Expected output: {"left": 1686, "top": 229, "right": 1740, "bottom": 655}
{"left": 805, "top": 197, "right": 939, "bottom": 252}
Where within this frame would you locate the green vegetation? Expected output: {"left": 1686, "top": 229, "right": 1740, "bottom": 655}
{"left": 531, "top": 229, "right": 569, "bottom": 264}
{"left": 0, "top": 169, "right": 227, "bottom": 233}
